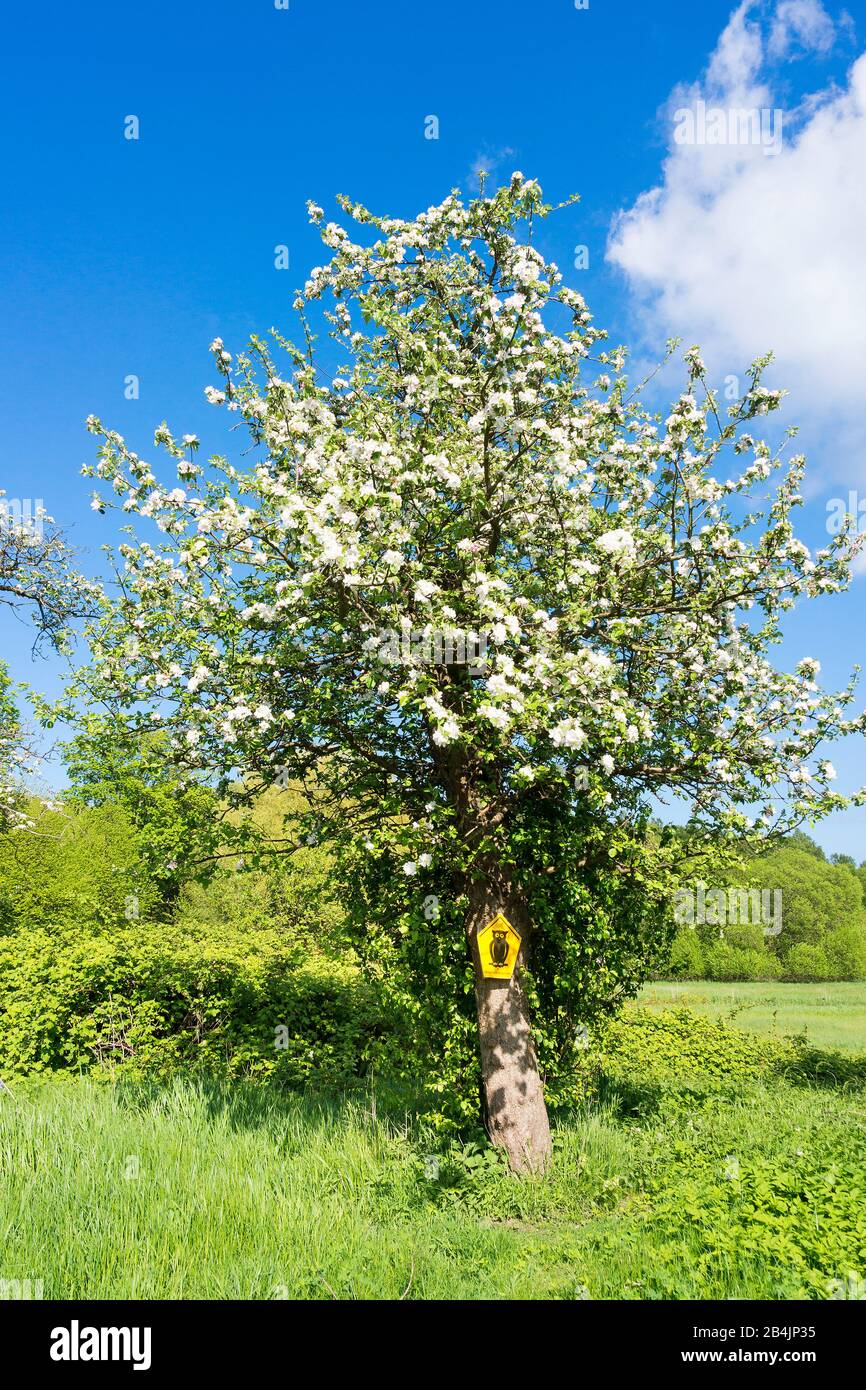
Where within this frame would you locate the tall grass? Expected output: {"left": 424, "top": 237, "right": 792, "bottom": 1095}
{"left": 2, "top": 1063, "right": 864, "bottom": 1300}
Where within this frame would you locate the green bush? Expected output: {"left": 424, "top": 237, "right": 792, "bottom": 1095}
{"left": 0, "top": 895, "right": 386, "bottom": 1089}
{"left": 0, "top": 788, "right": 384, "bottom": 1089}
{"left": 0, "top": 914, "right": 386, "bottom": 1086}
{"left": 665, "top": 926, "right": 705, "bottom": 978}
{"left": 784, "top": 942, "right": 831, "bottom": 981}
{"left": 598, "top": 1005, "right": 787, "bottom": 1083}
{"left": 822, "top": 924, "right": 866, "bottom": 981}
{"left": 701, "top": 941, "right": 783, "bottom": 982}
{"left": 596, "top": 1005, "right": 866, "bottom": 1094}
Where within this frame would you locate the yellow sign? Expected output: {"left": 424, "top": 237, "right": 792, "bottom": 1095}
{"left": 477, "top": 913, "right": 522, "bottom": 980}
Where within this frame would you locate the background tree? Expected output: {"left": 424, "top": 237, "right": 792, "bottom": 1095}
{"left": 664, "top": 843, "right": 866, "bottom": 982}
{"left": 63, "top": 730, "right": 223, "bottom": 918}
{"left": 68, "top": 177, "right": 865, "bottom": 1170}
{"left": 0, "top": 498, "right": 95, "bottom": 832}
{"left": 761, "top": 848, "right": 866, "bottom": 979}
{"left": 0, "top": 495, "right": 95, "bottom": 650}
{"left": 0, "top": 663, "right": 30, "bottom": 833}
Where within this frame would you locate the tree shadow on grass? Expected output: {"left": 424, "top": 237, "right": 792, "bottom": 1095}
{"left": 109, "top": 1069, "right": 426, "bottom": 1150}
{"left": 775, "top": 1043, "right": 866, "bottom": 1091}
{"left": 591, "top": 1071, "right": 668, "bottom": 1121}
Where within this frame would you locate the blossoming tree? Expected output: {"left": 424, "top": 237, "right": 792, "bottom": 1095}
{"left": 0, "top": 499, "right": 96, "bottom": 830}
{"left": 0, "top": 665, "right": 28, "bottom": 832}
{"left": 74, "top": 176, "right": 865, "bottom": 1171}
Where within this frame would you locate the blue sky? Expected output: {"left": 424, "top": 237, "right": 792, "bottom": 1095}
{"left": 1, "top": 0, "right": 865, "bottom": 854}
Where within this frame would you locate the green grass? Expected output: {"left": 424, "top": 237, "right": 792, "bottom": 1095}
{"left": 2, "top": 1026, "right": 865, "bottom": 1300}
{"left": 639, "top": 982, "right": 866, "bottom": 1051}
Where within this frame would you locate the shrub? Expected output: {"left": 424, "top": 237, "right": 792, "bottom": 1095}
{"left": 596, "top": 1005, "right": 866, "bottom": 1094}
{"left": 701, "top": 941, "right": 783, "bottom": 982}
{"left": 821, "top": 924, "right": 866, "bottom": 981}
{"left": 598, "top": 1006, "right": 787, "bottom": 1083}
{"left": 784, "top": 943, "right": 831, "bottom": 982}
{"left": 0, "top": 789, "right": 376, "bottom": 1087}
{"left": 0, "top": 915, "right": 386, "bottom": 1087}
{"left": 665, "top": 926, "right": 706, "bottom": 978}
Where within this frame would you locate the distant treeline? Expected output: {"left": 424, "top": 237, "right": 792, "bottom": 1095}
{"left": 660, "top": 832, "right": 866, "bottom": 982}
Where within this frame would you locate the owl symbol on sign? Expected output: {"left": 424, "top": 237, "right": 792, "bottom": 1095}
{"left": 489, "top": 929, "right": 510, "bottom": 968}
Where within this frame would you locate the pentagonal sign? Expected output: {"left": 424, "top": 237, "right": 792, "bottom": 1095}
{"left": 477, "top": 913, "right": 522, "bottom": 980}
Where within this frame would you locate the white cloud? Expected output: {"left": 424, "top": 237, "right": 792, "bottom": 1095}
{"left": 769, "top": 0, "right": 836, "bottom": 58}
{"left": 468, "top": 145, "right": 515, "bottom": 191}
{"left": 607, "top": 1, "right": 866, "bottom": 457}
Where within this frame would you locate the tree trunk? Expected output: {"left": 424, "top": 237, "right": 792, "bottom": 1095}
{"left": 466, "top": 871, "right": 552, "bottom": 1174}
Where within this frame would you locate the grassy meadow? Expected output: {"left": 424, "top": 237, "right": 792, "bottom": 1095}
{"left": 2, "top": 995, "right": 865, "bottom": 1301}
{"left": 640, "top": 982, "right": 866, "bottom": 1052}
